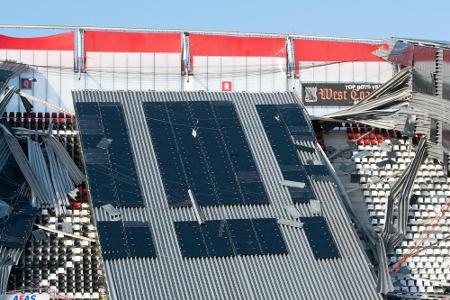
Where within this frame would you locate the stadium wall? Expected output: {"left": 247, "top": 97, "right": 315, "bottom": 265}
{"left": 0, "top": 29, "right": 393, "bottom": 116}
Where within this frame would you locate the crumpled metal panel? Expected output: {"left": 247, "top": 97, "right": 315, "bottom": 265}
{"left": 442, "top": 49, "right": 450, "bottom": 100}
{"left": 388, "top": 41, "right": 414, "bottom": 66}
{"left": 412, "top": 46, "right": 437, "bottom": 95}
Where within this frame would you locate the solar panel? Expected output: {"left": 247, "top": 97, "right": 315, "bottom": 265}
{"left": 304, "top": 164, "right": 330, "bottom": 179}
{"left": 296, "top": 144, "right": 315, "bottom": 153}
{"left": 86, "top": 167, "right": 116, "bottom": 207}
{"left": 288, "top": 188, "right": 315, "bottom": 203}
{"left": 278, "top": 105, "right": 310, "bottom": 129}
{"left": 143, "top": 102, "right": 189, "bottom": 206}
{"left": 226, "top": 219, "right": 260, "bottom": 255}
{"left": 256, "top": 104, "right": 315, "bottom": 204}
{"left": 167, "top": 102, "right": 217, "bottom": 207}
{"left": 0, "top": 214, "right": 35, "bottom": 248}
{"left": 0, "top": 157, "right": 23, "bottom": 201}
{"left": 174, "top": 221, "right": 208, "bottom": 258}
{"left": 124, "top": 222, "right": 157, "bottom": 258}
{"left": 0, "top": 198, "right": 38, "bottom": 249}
{"left": 252, "top": 218, "right": 288, "bottom": 255}
{"left": 279, "top": 105, "right": 315, "bottom": 141}
{"left": 75, "top": 102, "right": 144, "bottom": 208}
{"left": 76, "top": 102, "right": 104, "bottom": 137}
{"left": 201, "top": 220, "right": 234, "bottom": 257}
{"left": 99, "top": 104, "right": 143, "bottom": 207}
{"left": 174, "top": 218, "right": 288, "bottom": 258}
{"left": 183, "top": 101, "right": 237, "bottom": 206}
{"left": 97, "top": 221, "right": 157, "bottom": 260}
{"left": 212, "top": 102, "right": 268, "bottom": 205}
{"left": 97, "top": 221, "right": 128, "bottom": 260}
{"left": 300, "top": 217, "right": 340, "bottom": 259}
{"left": 144, "top": 101, "right": 268, "bottom": 207}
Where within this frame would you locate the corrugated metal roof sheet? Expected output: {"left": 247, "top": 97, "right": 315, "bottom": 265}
{"left": 72, "top": 90, "right": 381, "bottom": 300}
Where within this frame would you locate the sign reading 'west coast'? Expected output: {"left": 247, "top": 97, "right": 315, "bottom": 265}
{"left": 301, "top": 83, "right": 381, "bottom": 106}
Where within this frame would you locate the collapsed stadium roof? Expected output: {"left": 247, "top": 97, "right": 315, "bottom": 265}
{"left": 0, "top": 24, "right": 450, "bottom": 300}
{"left": 71, "top": 90, "right": 381, "bottom": 300}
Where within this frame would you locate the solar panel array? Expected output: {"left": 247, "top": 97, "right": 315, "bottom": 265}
{"left": 75, "top": 102, "right": 144, "bottom": 208}
{"left": 174, "top": 218, "right": 287, "bottom": 258}
{"left": 256, "top": 104, "right": 316, "bottom": 203}
{"left": 97, "top": 221, "right": 156, "bottom": 260}
{"left": 72, "top": 91, "right": 381, "bottom": 300}
{"left": 143, "top": 101, "right": 268, "bottom": 207}
{"left": 300, "top": 217, "right": 340, "bottom": 259}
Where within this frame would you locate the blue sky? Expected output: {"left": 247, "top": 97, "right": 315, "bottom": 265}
{"left": 0, "top": 0, "right": 447, "bottom": 40}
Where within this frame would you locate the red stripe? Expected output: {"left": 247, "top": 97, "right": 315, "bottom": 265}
{"left": 444, "top": 49, "right": 450, "bottom": 63}
{"left": 0, "top": 32, "right": 74, "bottom": 50}
{"left": 84, "top": 31, "right": 181, "bottom": 53}
{"left": 190, "top": 34, "right": 286, "bottom": 57}
{"left": 294, "top": 39, "right": 386, "bottom": 62}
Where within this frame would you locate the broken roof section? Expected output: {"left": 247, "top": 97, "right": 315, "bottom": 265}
{"left": 73, "top": 90, "right": 382, "bottom": 300}
{"left": 316, "top": 67, "right": 412, "bottom": 129}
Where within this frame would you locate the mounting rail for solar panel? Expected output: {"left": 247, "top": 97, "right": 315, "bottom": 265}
{"left": 188, "top": 189, "right": 205, "bottom": 224}
{"left": 280, "top": 180, "right": 306, "bottom": 189}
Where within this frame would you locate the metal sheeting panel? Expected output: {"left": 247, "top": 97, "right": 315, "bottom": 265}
{"left": 388, "top": 41, "right": 415, "bottom": 66}
{"left": 412, "top": 46, "right": 437, "bottom": 95}
{"left": 442, "top": 49, "right": 450, "bottom": 100}
{"left": 73, "top": 90, "right": 381, "bottom": 300}
{"left": 397, "top": 92, "right": 450, "bottom": 162}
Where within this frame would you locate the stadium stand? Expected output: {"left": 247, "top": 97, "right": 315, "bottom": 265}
{"left": 0, "top": 109, "right": 105, "bottom": 299}
{"left": 327, "top": 124, "right": 450, "bottom": 297}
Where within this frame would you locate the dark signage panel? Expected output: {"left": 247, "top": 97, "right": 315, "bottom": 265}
{"left": 301, "top": 83, "right": 381, "bottom": 106}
